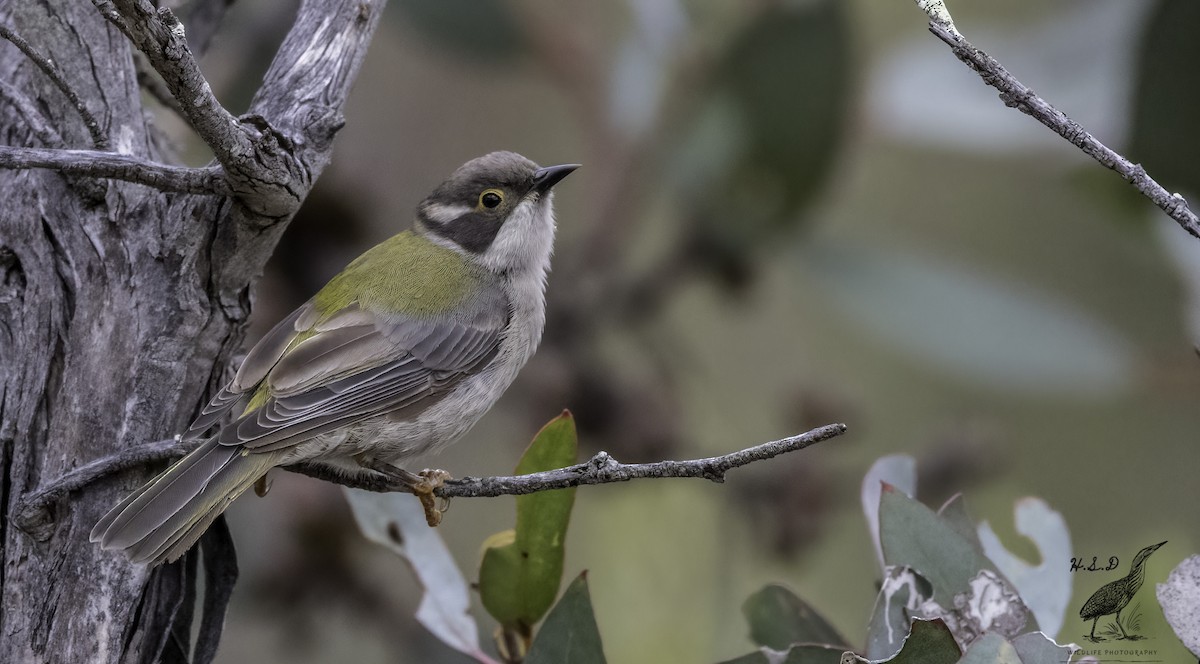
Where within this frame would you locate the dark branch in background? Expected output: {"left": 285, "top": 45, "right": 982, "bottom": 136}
{"left": 135, "top": 54, "right": 187, "bottom": 120}
{"left": 913, "top": 5, "right": 1200, "bottom": 241}
{"left": 0, "top": 24, "right": 109, "bottom": 149}
{"left": 0, "top": 147, "right": 229, "bottom": 194}
{"left": 0, "top": 79, "right": 64, "bottom": 146}
{"left": 13, "top": 424, "right": 847, "bottom": 534}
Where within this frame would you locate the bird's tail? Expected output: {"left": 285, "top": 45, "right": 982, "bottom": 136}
{"left": 90, "top": 439, "right": 283, "bottom": 566}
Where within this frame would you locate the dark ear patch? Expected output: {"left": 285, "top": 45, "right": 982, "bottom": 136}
{"left": 423, "top": 211, "right": 504, "bottom": 254}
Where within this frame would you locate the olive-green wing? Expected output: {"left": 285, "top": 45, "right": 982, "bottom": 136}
{"left": 212, "top": 295, "right": 508, "bottom": 454}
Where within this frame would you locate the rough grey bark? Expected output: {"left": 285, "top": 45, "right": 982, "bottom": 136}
{"left": 0, "top": 0, "right": 385, "bottom": 661}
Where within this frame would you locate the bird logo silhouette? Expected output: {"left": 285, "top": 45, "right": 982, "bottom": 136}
{"left": 1079, "top": 541, "right": 1166, "bottom": 642}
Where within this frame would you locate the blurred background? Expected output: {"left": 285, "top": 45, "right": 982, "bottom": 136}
{"left": 159, "top": 0, "right": 1200, "bottom": 660}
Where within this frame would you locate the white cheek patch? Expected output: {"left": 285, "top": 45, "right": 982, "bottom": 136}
{"left": 480, "top": 197, "right": 556, "bottom": 275}
{"left": 422, "top": 202, "right": 474, "bottom": 224}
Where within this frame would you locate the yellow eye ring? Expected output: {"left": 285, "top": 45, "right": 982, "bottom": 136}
{"left": 479, "top": 189, "right": 504, "bottom": 209}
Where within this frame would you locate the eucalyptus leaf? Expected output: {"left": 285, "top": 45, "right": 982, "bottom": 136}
{"left": 936, "top": 495, "right": 984, "bottom": 556}
{"left": 862, "top": 455, "right": 918, "bottom": 571}
{"left": 879, "top": 486, "right": 996, "bottom": 608}
{"left": 977, "top": 498, "right": 1071, "bottom": 638}
{"left": 525, "top": 573, "right": 606, "bottom": 664}
{"left": 957, "top": 632, "right": 1020, "bottom": 664}
{"left": 344, "top": 488, "right": 488, "bottom": 661}
{"left": 865, "top": 566, "right": 932, "bottom": 661}
{"left": 1011, "top": 632, "right": 1078, "bottom": 664}
{"left": 1155, "top": 554, "right": 1200, "bottom": 657}
{"left": 719, "top": 644, "right": 847, "bottom": 664}
{"left": 743, "top": 584, "right": 850, "bottom": 650}
{"left": 853, "top": 619, "right": 960, "bottom": 664}
{"left": 479, "top": 412, "right": 578, "bottom": 630}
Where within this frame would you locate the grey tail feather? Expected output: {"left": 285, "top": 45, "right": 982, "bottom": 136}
{"left": 90, "top": 438, "right": 282, "bottom": 566}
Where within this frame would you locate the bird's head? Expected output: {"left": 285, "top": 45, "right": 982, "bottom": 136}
{"left": 1133, "top": 541, "right": 1167, "bottom": 567}
{"left": 416, "top": 151, "right": 578, "bottom": 276}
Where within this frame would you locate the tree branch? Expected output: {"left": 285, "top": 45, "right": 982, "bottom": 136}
{"left": 291, "top": 423, "right": 849, "bottom": 498}
{"left": 911, "top": 2, "right": 1200, "bottom": 241}
{"left": 0, "top": 146, "right": 229, "bottom": 195}
{"left": 93, "top": 0, "right": 253, "bottom": 171}
{"left": 12, "top": 424, "right": 847, "bottom": 534}
{"left": 0, "top": 79, "right": 64, "bottom": 147}
{"left": 0, "top": 24, "right": 108, "bottom": 149}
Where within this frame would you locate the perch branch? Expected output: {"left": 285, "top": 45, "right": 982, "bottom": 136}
{"left": 291, "top": 423, "right": 849, "bottom": 498}
{"left": 13, "top": 424, "right": 846, "bottom": 533}
{"left": 0, "top": 24, "right": 109, "bottom": 149}
{"left": 0, "top": 146, "right": 229, "bottom": 194}
{"left": 0, "top": 79, "right": 64, "bottom": 146}
{"left": 911, "top": 3, "right": 1200, "bottom": 241}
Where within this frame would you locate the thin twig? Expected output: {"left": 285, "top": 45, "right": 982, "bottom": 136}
{"left": 0, "top": 24, "right": 109, "bottom": 149}
{"left": 13, "top": 436, "right": 191, "bottom": 533}
{"left": 292, "top": 423, "right": 849, "bottom": 498}
{"left": 916, "top": 15, "right": 1200, "bottom": 241}
{"left": 0, "top": 146, "right": 229, "bottom": 194}
{"left": 13, "top": 424, "right": 847, "bottom": 534}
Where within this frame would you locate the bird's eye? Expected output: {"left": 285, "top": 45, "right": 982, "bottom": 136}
{"left": 479, "top": 189, "right": 504, "bottom": 209}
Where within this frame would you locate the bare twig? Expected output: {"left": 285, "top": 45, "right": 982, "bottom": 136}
{"left": 912, "top": 7, "right": 1200, "bottom": 241}
{"left": 0, "top": 146, "right": 229, "bottom": 194}
{"left": 0, "top": 24, "right": 109, "bottom": 149}
{"left": 13, "top": 436, "right": 191, "bottom": 534}
{"left": 13, "top": 424, "right": 847, "bottom": 534}
{"left": 293, "top": 423, "right": 848, "bottom": 498}
{"left": 135, "top": 54, "right": 187, "bottom": 120}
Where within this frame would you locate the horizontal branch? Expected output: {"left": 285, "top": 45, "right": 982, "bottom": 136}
{"left": 291, "top": 423, "right": 849, "bottom": 498}
{"left": 918, "top": 13, "right": 1200, "bottom": 240}
{"left": 13, "top": 424, "right": 847, "bottom": 534}
{"left": 0, "top": 146, "right": 229, "bottom": 194}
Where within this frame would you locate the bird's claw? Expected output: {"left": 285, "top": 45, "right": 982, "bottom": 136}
{"left": 413, "top": 468, "right": 452, "bottom": 527}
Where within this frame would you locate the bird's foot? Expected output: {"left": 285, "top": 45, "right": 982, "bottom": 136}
{"left": 413, "top": 468, "right": 452, "bottom": 527}
{"left": 353, "top": 456, "right": 452, "bottom": 527}
{"left": 1084, "top": 635, "right": 1105, "bottom": 643}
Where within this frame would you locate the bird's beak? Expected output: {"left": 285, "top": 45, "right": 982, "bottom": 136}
{"left": 532, "top": 163, "right": 580, "bottom": 193}
{"left": 1152, "top": 541, "right": 1167, "bottom": 551}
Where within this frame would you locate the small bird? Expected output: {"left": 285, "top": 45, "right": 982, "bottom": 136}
{"left": 1079, "top": 541, "right": 1167, "bottom": 642}
{"left": 91, "top": 151, "right": 577, "bottom": 566}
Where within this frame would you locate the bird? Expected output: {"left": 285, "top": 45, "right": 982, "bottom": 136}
{"left": 1079, "top": 541, "right": 1166, "bottom": 642}
{"left": 91, "top": 151, "right": 578, "bottom": 566}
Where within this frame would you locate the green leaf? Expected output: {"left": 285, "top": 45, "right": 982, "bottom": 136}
{"left": 879, "top": 486, "right": 997, "bottom": 608}
{"left": 977, "top": 498, "right": 1070, "bottom": 638}
{"left": 957, "top": 633, "right": 1021, "bottom": 664}
{"left": 1011, "top": 632, "right": 1078, "bottom": 664}
{"left": 479, "top": 412, "right": 578, "bottom": 630}
{"left": 743, "top": 584, "right": 849, "bottom": 649}
{"left": 719, "top": 644, "right": 847, "bottom": 664}
{"left": 864, "top": 567, "right": 933, "bottom": 661}
{"left": 935, "top": 495, "right": 984, "bottom": 556}
{"left": 879, "top": 619, "right": 960, "bottom": 664}
{"left": 525, "top": 573, "right": 606, "bottom": 664}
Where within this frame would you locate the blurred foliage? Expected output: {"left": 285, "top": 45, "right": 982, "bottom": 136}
{"left": 389, "top": 0, "right": 526, "bottom": 61}
{"left": 1129, "top": 0, "right": 1200, "bottom": 199}
{"left": 680, "top": 0, "right": 851, "bottom": 288}
{"left": 524, "top": 573, "right": 607, "bottom": 664}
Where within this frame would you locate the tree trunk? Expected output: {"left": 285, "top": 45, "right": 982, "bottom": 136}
{"left": 0, "top": 1, "right": 384, "bottom": 661}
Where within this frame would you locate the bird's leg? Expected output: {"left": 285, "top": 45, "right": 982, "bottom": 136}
{"left": 354, "top": 456, "right": 451, "bottom": 527}
{"left": 1115, "top": 609, "right": 1129, "bottom": 639}
{"left": 1089, "top": 617, "right": 1101, "bottom": 642}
